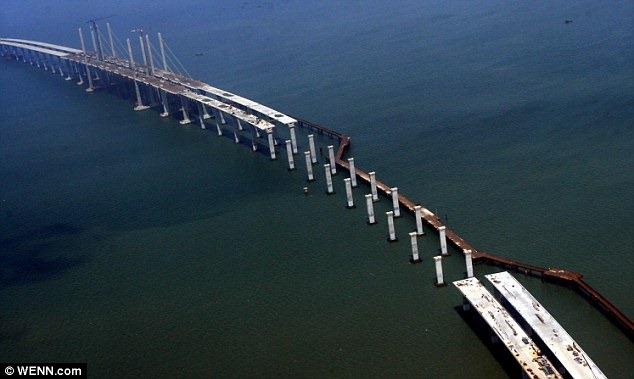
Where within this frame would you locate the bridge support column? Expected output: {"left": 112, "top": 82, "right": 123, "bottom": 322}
{"left": 308, "top": 134, "right": 317, "bottom": 164}
{"left": 289, "top": 124, "right": 298, "bottom": 154}
{"left": 324, "top": 164, "right": 334, "bottom": 194}
{"left": 215, "top": 120, "right": 222, "bottom": 136}
{"left": 267, "top": 129, "right": 276, "bottom": 160}
{"left": 73, "top": 62, "right": 83, "bottom": 85}
{"left": 285, "top": 140, "right": 295, "bottom": 170}
{"left": 439, "top": 226, "right": 448, "bottom": 256}
{"left": 233, "top": 131, "right": 240, "bottom": 144}
{"left": 465, "top": 249, "right": 474, "bottom": 278}
{"left": 344, "top": 178, "right": 355, "bottom": 208}
{"left": 434, "top": 256, "right": 445, "bottom": 286}
{"left": 409, "top": 232, "right": 421, "bottom": 263}
{"left": 387, "top": 211, "right": 397, "bottom": 242}
{"left": 369, "top": 171, "right": 379, "bottom": 202}
{"left": 65, "top": 61, "right": 73, "bottom": 81}
{"left": 159, "top": 90, "right": 169, "bottom": 117}
{"left": 250, "top": 127, "right": 258, "bottom": 151}
{"left": 415, "top": 205, "right": 425, "bottom": 235}
{"left": 348, "top": 158, "right": 358, "bottom": 187}
{"left": 391, "top": 187, "right": 401, "bottom": 217}
{"left": 237, "top": 118, "right": 244, "bottom": 131}
{"left": 327, "top": 145, "right": 336, "bottom": 174}
{"left": 365, "top": 194, "right": 376, "bottom": 225}
{"left": 304, "top": 152, "right": 315, "bottom": 182}
{"left": 219, "top": 111, "right": 226, "bottom": 124}
{"left": 85, "top": 65, "right": 94, "bottom": 92}
{"left": 202, "top": 104, "right": 211, "bottom": 119}
{"left": 179, "top": 97, "right": 191, "bottom": 123}
{"left": 197, "top": 103, "right": 206, "bottom": 129}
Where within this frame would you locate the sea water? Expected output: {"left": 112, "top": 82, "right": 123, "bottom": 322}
{"left": 1, "top": 1, "right": 632, "bottom": 378}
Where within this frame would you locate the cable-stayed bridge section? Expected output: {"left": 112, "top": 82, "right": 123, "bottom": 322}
{"left": 0, "top": 31, "right": 297, "bottom": 159}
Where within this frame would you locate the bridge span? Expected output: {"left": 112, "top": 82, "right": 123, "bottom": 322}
{"left": 1, "top": 34, "right": 298, "bottom": 159}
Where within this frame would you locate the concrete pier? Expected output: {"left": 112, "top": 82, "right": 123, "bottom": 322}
{"left": 267, "top": 129, "right": 276, "bottom": 160}
{"left": 414, "top": 205, "right": 425, "bottom": 235}
{"left": 344, "top": 178, "right": 355, "bottom": 208}
{"left": 369, "top": 171, "right": 378, "bottom": 201}
{"left": 365, "top": 194, "right": 376, "bottom": 225}
{"left": 304, "top": 151, "right": 315, "bottom": 181}
{"left": 308, "top": 134, "right": 317, "bottom": 164}
{"left": 285, "top": 140, "right": 295, "bottom": 170}
{"left": 409, "top": 232, "right": 421, "bottom": 263}
{"left": 324, "top": 164, "right": 334, "bottom": 194}
{"left": 434, "top": 256, "right": 445, "bottom": 286}
{"left": 327, "top": 145, "right": 336, "bottom": 174}
{"left": 464, "top": 249, "right": 473, "bottom": 278}
{"left": 439, "top": 226, "right": 448, "bottom": 256}
{"left": 289, "top": 124, "right": 298, "bottom": 154}
{"left": 348, "top": 158, "right": 358, "bottom": 187}
{"left": 391, "top": 187, "right": 401, "bottom": 217}
{"left": 386, "top": 211, "right": 397, "bottom": 242}
{"left": 179, "top": 98, "right": 191, "bottom": 124}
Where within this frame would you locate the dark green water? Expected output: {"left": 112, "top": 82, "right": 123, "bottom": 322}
{"left": 1, "top": 1, "right": 633, "bottom": 377}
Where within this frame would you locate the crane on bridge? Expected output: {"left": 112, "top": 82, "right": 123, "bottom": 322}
{"left": 86, "top": 14, "right": 114, "bottom": 61}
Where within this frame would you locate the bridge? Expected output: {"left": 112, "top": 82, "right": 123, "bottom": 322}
{"left": 1, "top": 32, "right": 299, "bottom": 160}
{"left": 2, "top": 24, "right": 632, "bottom": 369}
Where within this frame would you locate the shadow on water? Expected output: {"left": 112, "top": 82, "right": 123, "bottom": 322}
{"left": 454, "top": 305, "right": 525, "bottom": 379}
{"left": 0, "top": 223, "right": 88, "bottom": 289}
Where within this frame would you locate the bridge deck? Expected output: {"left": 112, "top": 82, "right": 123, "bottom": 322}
{"left": 0, "top": 38, "right": 82, "bottom": 54}
{"left": 0, "top": 40, "right": 69, "bottom": 57}
{"left": 61, "top": 53, "right": 276, "bottom": 131}
{"left": 454, "top": 277, "right": 562, "bottom": 379}
{"left": 486, "top": 272, "right": 607, "bottom": 379}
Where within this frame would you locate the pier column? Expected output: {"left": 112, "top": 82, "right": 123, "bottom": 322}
{"left": 160, "top": 90, "right": 170, "bottom": 117}
{"left": 324, "top": 164, "right": 334, "bottom": 194}
{"left": 197, "top": 103, "right": 206, "bottom": 129}
{"left": 237, "top": 118, "right": 244, "bottom": 131}
{"left": 365, "top": 194, "right": 376, "bottom": 225}
{"left": 202, "top": 105, "right": 211, "bottom": 119}
{"left": 344, "top": 178, "right": 355, "bottom": 208}
{"left": 327, "top": 145, "right": 336, "bottom": 174}
{"left": 386, "top": 211, "right": 397, "bottom": 242}
{"left": 219, "top": 111, "right": 226, "bottom": 124}
{"left": 465, "top": 249, "right": 474, "bottom": 278}
{"left": 304, "top": 151, "right": 315, "bottom": 182}
{"left": 307, "top": 134, "right": 317, "bottom": 164}
{"left": 289, "top": 124, "right": 298, "bottom": 154}
{"left": 234, "top": 131, "right": 240, "bottom": 144}
{"left": 391, "top": 187, "right": 401, "bottom": 217}
{"left": 179, "top": 97, "right": 192, "bottom": 124}
{"left": 439, "top": 226, "right": 448, "bottom": 256}
{"left": 267, "top": 129, "right": 276, "bottom": 160}
{"left": 415, "top": 205, "right": 425, "bottom": 235}
{"left": 409, "top": 232, "right": 421, "bottom": 263}
{"left": 285, "top": 140, "right": 295, "bottom": 170}
{"left": 369, "top": 172, "right": 379, "bottom": 201}
{"left": 250, "top": 127, "right": 258, "bottom": 151}
{"left": 85, "top": 65, "right": 94, "bottom": 92}
{"left": 434, "top": 256, "right": 445, "bottom": 286}
{"left": 348, "top": 158, "right": 358, "bottom": 187}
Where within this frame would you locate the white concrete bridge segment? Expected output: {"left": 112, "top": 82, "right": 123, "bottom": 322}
{"left": 0, "top": 38, "right": 82, "bottom": 54}
{"left": 0, "top": 39, "right": 70, "bottom": 57}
